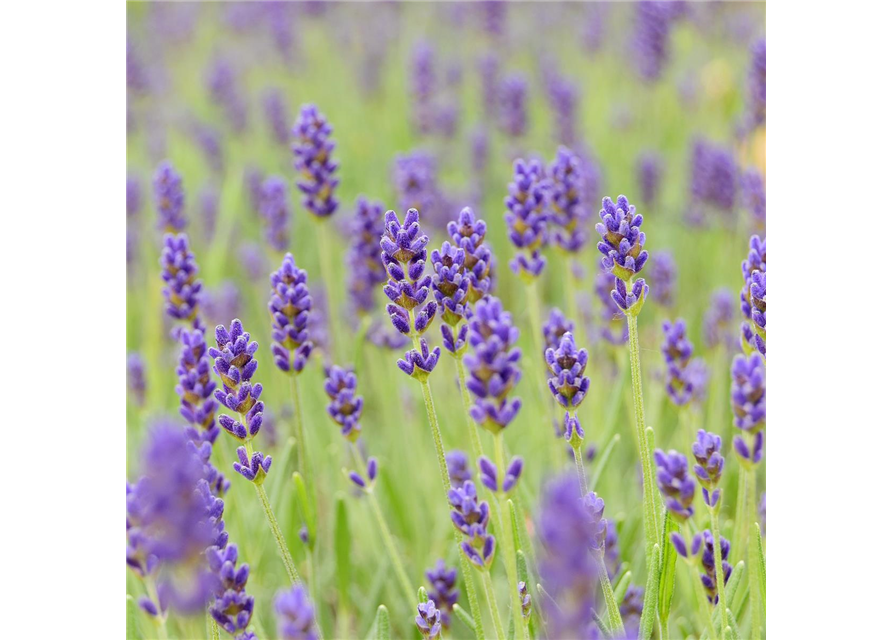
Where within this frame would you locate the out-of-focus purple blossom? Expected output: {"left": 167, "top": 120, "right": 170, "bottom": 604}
{"left": 245, "top": 167, "right": 264, "bottom": 217}
{"left": 293, "top": 104, "right": 340, "bottom": 218}
{"left": 661, "top": 319, "right": 708, "bottom": 406}
{"left": 537, "top": 474, "right": 600, "bottom": 639}
{"left": 154, "top": 161, "right": 187, "bottom": 232}
{"left": 700, "top": 531, "right": 732, "bottom": 605}
{"left": 479, "top": 455, "right": 524, "bottom": 493}
{"left": 464, "top": 296, "right": 523, "bottom": 433}
{"left": 618, "top": 585, "right": 644, "bottom": 634}
{"left": 275, "top": 583, "right": 318, "bottom": 640}
{"left": 543, "top": 307, "right": 574, "bottom": 353}
{"left": 689, "top": 139, "right": 738, "bottom": 219}
{"left": 434, "top": 101, "right": 459, "bottom": 139}
{"left": 239, "top": 243, "right": 269, "bottom": 282}
{"left": 202, "top": 281, "right": 242, "bottom": 330}
{"left": 127, "top": 40, "right": 150, "bottom": 94}
{"left": 410, "top": 40, "right": 436, "bottom": 135}
{"left": 447, "top": 450, "right": 472, "bottom": 487}
{"left": 160, "top": 233, "right": 203, "bottom": 330}
{"left": 259, "top": 176, "right": 293, "bottom": 252}
{"left": 263, "top": 88, "right": 291, "bottom": 145}
{"left": 604, "top": 519, "right": 620, "bottom": 579}
{"left": 594, "top": 272, "right": 629, "bottom": 346}
{"left": 470, "top": 125, "right": 490, "bottom": 179}
{"left": 481, "top": 0, "right": 507, "bottom": 37}
{"left": 448, "top": 480, "right": 496, "bottom": 569}
{"left": 498, "top": 73, "right": 528, "bottom": 138}
{"left": 269, "top": 254, "right": 314, "bottom": 373}
{"left": 703, "top": 288, "right": 737, "bottom": 351}
{"left": 730, "top": 353, "right": 766, "bottom": 464}
{"left": 546, "top": 75, "right": 580, "bottom": 146}
{"left": 127, "top": 176, "right": 143, "bottom": 219}
{"left": 632, "top": 0, "right": 682, "bottom": 82}
{"left": 347, "top": 196, "right": 387, "bottom": 316}
{"left": 367, "top": 320, "right": 411, "bottom": 351}
{"left": 210, "top": 319, "right": 264, "bottom": 443}
{"left": 191, "top": 121, "right": 225, "bottom": 175}
{"left": 548, "top": 146, "right": 587, "bottom": 252}
{"left": 207, "top": 543, "right": 255, "bottom": 636}
{"left": 478, "top": 53, "right": 500, "bottom": 120}
{"left": 199, "top": 184, "right": 220, "bottom": 241}
{"left": 637, "top": 152, "right": 664, "bottom": 207}
{"left": 127, "top": 353, "right": 146, "bottom": 407}
{"left": 504, "top": 159, "right": 550, "bottom": 279}
{"left": 740, "top": 168, "right": 766, "bottom": 224}
{"left": 393, "top": 151, "right": 444, "bottom": 227}
{"left": 426, "top": 559, "right": 459, "bottom": 631}
{"left": 323, "top": 365, "right": 363, "bottom": 442}
{"left": 654, "top": 448, "right": 696, "bottom": 522}
{"left": 650, "top": 251, "right": 676, "bottom": 308}
{"left": 749, "top": 37, "right": 766, "bottom": 128}
{"left": 692, "top": 429, "right": 724, "bottom": 507}
{"left": 576, "top": 146, "right": 603, "bottom": 215}
{"left": 381, "top": 208, "right": 437, "bottom": 337}
{"left": 416, "top": 600, "right": 443, "bottom": 640}
{"left": 206, "top": 57, "right": 247, "bottom": 133}
{"left": 267, "top": 1, "right": 298, "bottom": 62}
{"left": 581, "top": 3, "right": 606, "bottom": 53}
{"left": 176, "top": 329, "right": 219, "bottom": 440}
{"left": 545, "top": 332, "right": 590, "bottom": 410}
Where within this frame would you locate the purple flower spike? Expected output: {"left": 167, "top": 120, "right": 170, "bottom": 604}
{"left": 740, "top": 168, "right": 766, "bottom": 224}
{"left": 209, "top": 319, "right": 265, "bottom": 446}
{"left": 689, "top": 139, "right": 738, "bottom": 220}
{"left": 498, "top": 73, "right": 528, "bottom": 138}
{"left": 548, "top": 146, "right": 588, "bottom": 253}
{"left": 275, "top": 584, "right": 318, "bottom": 640}
{"left": 160, "top": 233, "right": 204, "bottom": 330}
{"left": 154, "top": 161, "right": 187, "bottom": 232}
{"left": 293, "top": 104, "right": 339, "bottom": 218}
{"left": 504, "top": 159, "right": 550, "bottom": 281}
{"left": 545, "top": 332, "right": 590, "bottom": 409}
{"left": 731, "top": 353, "right": 766, "bottom": 433}
{"left": 269, "top": 254, "right": 314, "bottom": 373}
{"left": 206, "top": 57, "right": 247, "bottom": 133}
{"left": 542, "top": 307, "right": 575, "bottom": 353}
{"left": 700, "top": 531, "right": 732, "bottom": 605}
{"left": 416, "top": 599, "right": 443, "bottom": 640}
{"left": 426, "top": 560, "right": 459, "bottom": 631}
{"left": 650, "top": 251, "right": 677, "bottom": 308}
{"left": 323, "top": 365, "right": 363, "bottom": 442}
{"left": 446, "top": 450, "right": 472, "bottom": 487}
{"left": 346, "top": 197, "right": 387, "bottom": 316}
{"left": 259, "top": 177, "right": 292, "bottom": 252}
{"left": 703, "top": 288, "right": 737, "bottom": 351}
{"left": 632, "top": 1, "right": 682, "bottom": 82}
{"left": 596, "top": 195, "right": 648, "bottom": 281}
{"left": 410, "top": 41, "right": 436, "bottom": 135}
{"left": 637, "top": 152, "right": 664, "bottom": 207}
{"left": 748, "top": 38, "right": 767, "bottom": 129}
{"left": 127, "top": 352, "right": 146, "bottom": 407}
{"left": 396, "top": 338, "right": 441, "bottom": 381}
{"left": 464, "top": 296, "right": 523, "bottom": 433}
{"left": 233, "top": 446, "right": 272, "bottom": 485}
{"left": 611, "top": 276, "right": 649, "bottom": 315}
{"left": 661, "top": 319, "right": 709, "bottom": 406}
{"left": 654, "top": 449, "right": 696, "bottom": 522}
{"left": 263, "top": 88, "right": 290, "bottom": 145}
{"left": 367, "top": 457, "right": 378, "bottom": 482}
{"left": 564, "top": 412, "right": 584, "bottom": 443}
{"left": 175, "top": 329, "right": 218, "bottom": 440}
{"left": 207, "top": 543, "right": 255, "bottom": 637}
{"left": 447, "top": 207, "right": 493, "bottom": 303}
{"left": 431, "top": 241, "right": 471, "bottom": 327}
{"left": 692, "top": 430, "right": 724, "bottom": 507}
{"left": 393, "top": 151, "right": 444, "bottom": 227}
{"left": 348, "top": 471, "right": 366, "bottom": 489}
{"left": 448, "top": 480, "right": 496, "bottom": 570}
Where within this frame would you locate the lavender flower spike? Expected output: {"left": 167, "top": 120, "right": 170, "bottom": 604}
{"left": 548, "top": 146, "right": 587, "bottom": 253}
{"left": 446, "top": 450, "right": 472, "bottom": 487}
{"left": 504, "top": 159, "right": 550, "bottom": 281}
{"left": 542, "top": 307, "right": 574, "bottom": 353}
{"left": 293, "top": 104, "right": 339, "bottom": 218}
{"left": 207, "top": 543, "right": 255, "bottom": 637}
{"left": 323, "top": 365, "right": 363, "bottom": 442}
{"left": 597, "top": 195, "right": 650, "bottom": 316}
{"left": 661, "top": 319, "right": 708, "bottom": 406}
{"left": 259, "top": 176, "right": 292, "bottom": 252}
{"left": 275, "top": 584, "right": 318, "bottom": 640}
{"left": 175, "top": 329, "right": 218, "bottom": 441}
{"left": 416, "top": 599, "right": 443, "bottom": 640}
{"left": 426, "top": 560, "right": 459, "bottom": 631}
{"left": 692, "top": 430, "right": 724, "bottom": 507}
{"left": 160, "top": 233, "right": 204, "bottom": 331}
{"left": 650, "top": 251, "right": 677, "bottom": 308}
{"left": 210, "top": 320, "right": 263, "bottom": 438}
{"left": 446, "top": 206, "right": 492, "bottom": 303}
{"left": 654, "top": 449, "right": 696, "bottom": 522}
{"left": 396, "top": 338, "right": 441, "bottom": 381}
{"left": 730, "top": 353, "right": 767, "bottom": 465}
{"left": 154, "top": 160, "right": 187, "bottom": 232}
{"left": 448, "top": 480, "right": 496, "bottom": 569}
{"left": 545, "top": 332, "right": 590, "bottom": 410}
{"left": 700, "top": 531, "right": 732, "bottom": 605}
{"left": 346, "top": 196, "right": 387, "bottom": 316}
{"left": 269, "top": 254, "right": 314, "bottom": 373}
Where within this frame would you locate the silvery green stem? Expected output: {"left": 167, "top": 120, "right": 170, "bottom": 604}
{"left": 207, "top": 611, "right": 219, "bottom": 640}
{"left": 746, "top": 468, "right": 763, "bottom": 639}
{"left": 626, "top": 312, "right": 661, "bottom": 554}
{"left": 709, "top": 503, "right": 731, "bottom": 638}
{"left": 597, "top": 554, "right": 625, "bottom": 635}
{"left": 482, "top": 570, "right": 507, "bottom": 640}
{"left": 571, "top": 443, "right": 588, "bottom": 497}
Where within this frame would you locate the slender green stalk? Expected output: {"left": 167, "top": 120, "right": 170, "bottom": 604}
{"left": 660, "top": 615, "right": 670, "bottom": 640}
{"left": 688, "top": 560, "right": 718, "bottom": 640}
{"left": 626, "top": 312, "right": 661, "bottom": 553}
{"left": 746, "top": 468, "right": 763, "bottom": 640}
{"left": 288, "top": 374, "right": 308, "bottom": 479}
{"left": 597, "top": 555, "right": 625, "bottom": 634}
{"left": 571, "top": 444, "right": 588, "bottom": 497}
{"left": 349, "top": 444, "right": 417, "bottom": 607}
{"left": 709, "top": 506, "right": 731, "bottom": 638}
{"left": 482, "top": 571, "right": 507, "bottom": 640}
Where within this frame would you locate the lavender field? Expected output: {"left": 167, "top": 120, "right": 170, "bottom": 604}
{"left": 125, "top": 2, "right": 766, "bottom": 639}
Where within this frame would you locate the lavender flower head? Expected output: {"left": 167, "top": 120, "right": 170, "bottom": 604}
{"left": 548, "top": 146, "right": 588, "bottom": 253}
{"left": 447, "top": 206, "right": 493, "bottom": 303}
{"left": 654, "top": 449, "right": 696, "bottom": 522}
{"left": 504, "top": 159, "right": 550, "bottom": 280}
{"left": 323, "top": 365, "right": 363, "bottom": 442}
{"left": 637, "top": 151, "right": 664, "bottom": 207}
{"left": 210, "top": 319, "right": 263, "bottom": 440}
{"left": 176, "top": 329, "right": 218, "bottom": 441}
{"left": 700, "top": 531, "right": 732, "bottom": 605}
{"left": 739, "top": 235, "right": 767, "bottom": 355}
{"left": 692, "top": 430, "right": 724, "bottom": 507}
{"left": 393, "top": 151, "right": 443, "bottom": 226}
{"left": 740, "top": 168, "right": 766, "bottom": 224}
{"left": 545, "top": 332, "right": 590, "bottom": 410}
{"left": 346, "top": 197, "right": 387, "bottom": 315}
{"left": 410, "top": 40, "right": 436, "bottom": 135}
{"left": 464, "top": 296, "right": 523, "bottom": 433}
{"left": 154, "top": 161, "right": 187, "bottom": 232}
{"left": 597, "top": 195, "right": 649, "bottom": 315}
{"left": 546, "top": 74, "right": 580, "bottom": 146}
{"left": 275, "top": 584, "right": 318, "bottom": 640}
{"left": 621, "top": 585, "right": 645, "bottom": 635}
{"left": 730, "top": 353, "right": 766, "bottom": 465}
{"left": 632, "top": 1, "right": 683, "bottom": 82}
{"left": 259, "top": 177, "right": 292, "bottom": 252}
{"left": 206, "top": 57, "right": 247, "bottom": 133}
{"left": 703, "top": 288, "right": 737, "bottom": 351}
{"left": 426, "top": 560, "right": 459, "bottom": 631}
{"left": 269, "top": 254, "right": 314, "bottom": 374}
{"left": 650, "top": 251, "right": 677, "bottom": 308}
{"left": 448, "top": 480, "right": 496, "bottom": 569}
{"left": 416, "top": 600, "right": 443, "bottom": 640}
{"left": 263, "top": 87, "right": 290, "bottom": 145}
{"left": 381, "top": 208, "right": 437, "bottom": 337}
{"left": 207, "top": 543, "right": 255, "bottom": 638}
{"left": 293, "top": 104, "right": 339, "bottom": 218}
{"left": 498, "top": 73, "right": 528, "bottom": 138}
{"left": 127, "top": 352, "right": 146, "bottom": 407}
{"left": 447, "top": 450, "right": 472, "bottom": 487}
{"left": 431, "top": 241, "right": 470, "bottom": 329}
{"left": 160, "top": 233, "right": 204, "bottom": 330}
{"left": 542, "top": 307, "right": 575, "bottom": 353}
{"left": 396, "top": 338, "right": 441, "bottom": 381}
{"left": 689, "top": 139, "right": 738, "bottom": 218}
{"left": 661, "top": 319, "right": 708, "bottom": 406}
{"left": 749, "top": 37, "right": 767, "bottom": 128}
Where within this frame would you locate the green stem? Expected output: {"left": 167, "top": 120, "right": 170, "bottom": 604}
{"left": 660, "top": 615, "right": 670, "bottom": 640}
{"left": 746, "top": 467, "right": 763, "bottom": 640}
{"left": 288, "top": 374, "right": 308, "bottom": 479}
{"left": 597, "top": 554, "right": 625, "bottom": 634}
{"left": 571, "top": 443, "right": 588, "bottom": 497}
{"left": 482, "top": 571, "right": 507, "bottom": 640}
{"left": 688, "top": 560, "right": 718, "bottom": 640}
{"left": 626, "top": 312, "right": 661, "bottom": 554}
{"left": 710, "top": 505, "right": 731, "bottom": 639}
{"left": 350, "top": 444, "right": 417, "bottom": 607}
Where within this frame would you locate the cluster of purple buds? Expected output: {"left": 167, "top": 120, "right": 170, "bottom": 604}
{"left": 637, "top": 151, "right": 664, "bottom": 207}
{"left": 347, "top": 456, "right": 378, "bottom": 491}
{"left": 700, "top": 531, "right": 732, "bottom": 605}
{"left": 545, "top": 332, "right": 590, "bottom": 412}
{"left": 739, "top": 235, "right": 767, "bottom": 355}
{"left": 323, "top": 366, "right": 363, "bottom": 442}
{"left": 448, "top": 480, "right": 495, "bottom": 569}
{"left": 154, "top": 161, "right": 187, "bottom": 232}
{"left": 207, "top": 543, "right": 255, "bottom": 638}
{"left": 269, "top": 254, "right": 314, "bottom": 373}
{"left": 175, "top": 329, "right": 218, "bottom": 440}
{"left": 519, "top": 581, "right": 532, "bottom": 620}
{"left": 650, "top": 251, "right": 677, "bottom": 308}
{"left": 593, "top": 273, "right": 629, "bottom": 346}
{"left": 127, "top": 352, "right": 146, "bottom": 407}
{"left": 464, "top": 297, "right": 523, "bottom": 433}
{"left": 160, "top": 233, "right": 204, "bottom": 331}
{"left": 632, "top": 1, "right": 676, "bottom": 82}
{"left": 498, "top": 73, "right": 528, "bottom": 138}
{"left": 447, "top": 207, "right": 493, "bottom": 303}
{"left": 730, "top": 353, "right": 766, "bottom": 466}
{"left": 275, "top": 584, "right": 318, "bottom": 640}
{"left": 748, "top": 38, "right": 767, "bottom": 129}
{"left": 548, "top": 146, "right": 588, "bottom": 253}
{"left": 206, "top": 57, "right": 247, "bottom": 133}
{"left": 259, "top": 177, "right": 292, "bottom": 252}
{"left": 689, "top": 139, "right": 738, "bottom": 217}
{"left": 426, "top": 560, "right": 459, "bottom": 630}
{"left": 262, "top": 87, "right": 290, "bottom": 145}
{"left": 597, "top": 195, "right": 650, "bottom": 315}
{"left": 546, "top": 74, "right": 580, "bottom": 146}
{"left": 661, "top": 319, "right": 708, "bottom": 406}
{"left": 447, "top": 450, "right": 472, "bottom": 487}
{"left": 692, "top": 430, "right": 724, "bottom": 508}
{"left": 504, "top": 159, "right": 550, "bottom": 280}
{"left": 654, "top": 449, "right": 696, "bottom": 522}
{"left": 416, "top": 599, "right": 443, "bottom": 640}
{"left": 346, "top": 197, "right": 387, "bottom": 316}
{"left": 740, "top": 168, "right": 766, "bottom": 224}
{"left": 393, "top": 151, "right": 443, "bottom": 226}
{"left": 542, "top": 307, "right": 574, "bottom": 353}
{"left": 479, "top": 455, "right": 524, "bottom": 494}
{"left": 410, "top": 40, "right": 436, "bottom": 135}
{"left": 703, "top": 288, "right": 737, "bottom": 351}
{"left": 293, "top": 104, "right": 339, "bottom": 218}
{"left": 381, "top": 208, "right": 437, "bottom": 337}
{"left": 431, "top": 241, "right": 471, "bottom": 339}
{"left": 396, "top": 339, "right": 441, "bottom": 381}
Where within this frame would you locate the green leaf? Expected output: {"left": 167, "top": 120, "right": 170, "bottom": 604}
{"left": 418, "top": 587, "right": 428, "bottom": 604}
{"left": 590, "top": 433, "right": 620, "bottom": 491}
{"left": 453, "top": 604, "right": 476, "bottom": 633}
{"left": 593, "top": 610, "right": 612, "bottom": 638}
{"left": 658, "top": 511, "right": 679, "bottom": 625}
{"left": 126, "top": 595, "right": 140, "bottom": 640}
{"left": 293, "top": 472, "right": 316, "bottom": 547}
{"left": 374, "top": 604, "right": 390, "bottom": 640}
{"left": 335, "top": 496, "right": 351, "bottom": 604}
{"left": 508, "top": 498, "right": 522, "bottom": 552}
{"left": 613, "top": 570, "right": 633, "bottom": 603}
{"left": 754, "top": 522, "right": 766, "bottom": 611}
{"left": 638, "top": 543, "right": 661, "bottom": 640}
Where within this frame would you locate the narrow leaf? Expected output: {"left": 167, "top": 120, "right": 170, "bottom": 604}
{"left": 658, "top": 511, "right": 679, "bottom": 624}
{"left": 334, "top": 496, "right": 351, "bottom": 604}
{"left": 508, "top": 498, "right": 522, "bottom": 552}
{"left": 126, "top": 595, "right": 140, "bottom": 640}
{"left": 592, "top": 609, "right": 611, "bottom": 638}
{"left": 590, "top": 433, "right": 620, "bottom": 491}
{"left": 418, "top": 587, "right": 428, "bottom": 604}
{"left": 754, "top": 522, "right": 766, "bottom": 611}
{"left": 613, "top": 570, "right": 633, "bottom": 603}
{"left": 453, "top": 604, "right": 476, "bottom": 633}
{"left": 293, "top": 472, "right": 316, "bottom": 547}
{"left": 375, "top": 604, "right": 390, "bottom": 640}
{"left": 638, "top": 543, "right": 661, "bottom": 640}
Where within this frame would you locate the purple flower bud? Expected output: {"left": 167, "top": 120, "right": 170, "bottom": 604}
{"left": 596, "top": 195, "right": 648, "bottom": 281}
{"left": 127, "top": 352, "right": 146, "bottom": 407}
{"left": 740, "top": 168, "right": 766, "bottom": 224}
{"left": 393, "top": 151, "right": 444, "bottom": 228}
{"left": 396, "top": 338, "right": 441, "bottom": 381}
{"left": 348, "top": 471, "right": 366, "bottom": 489}
{"left": 632, "top": 1, "right": 682, "bottom": 82}
{"left": 519, "top": 581, "right": 532, "bottom": 620}
{"left": 262, "top": 88, "right": 290, "bottom": 145}
{"left": 611, "top": 277, "right": 649, "bottom": 315}
{"left": 730, "top": 353, "right": 766, "bottom": 433}
{"left": 448, "top": 480, "right": 496, "bottom": 570}
{"left": 410, "top": 41, "right": 436, "bottom": 135}
{"left": 367, "top": 457, "right": 378, "bottom": 482}
{"left": 545, "top": 332, "right": 590, "bottom": 409}
{"left": 446, "top": 450, "right": 472, "bottom": 487}
{"left": 593, "top": 272, "right": 629, "bottom": 345}
{"left": 269, "top": 254, "right": 314, "bottom": 373}
{"left": 478, "top": 456, "right": 499, "bottom": 492}
{"left": 208, "top": 543, "right": 255, "bottom": 636}
{"left": 154, "top": 161, "right": 187, "bottom": 232}
{"left": 699, "top": 530, "right": 732, "bottom": 605}
{"left": 542, "top": 307, "right": 575, "bottom": 354}
{"left": 689, "top": 139, "right": 738, "bottom": 219}
{"left": 323, "top": 365, "right": 363, "bottom": 442}
{"left": 564, "top": 412, "right": 584, "bottom": 442}
{"left": 416, "top": 599, "right": 443, "bottom": 640}
{"left": 175, "top": 329, "right": 218, "bottom": 438}
{"left": 692, "top": 430, "right": 724, "bottom": 507}
{"left": 293, "top": 104, "right": 339, "bottom": 218}
{"left": 502, "top": 456, "right": 523, "bottom": 492}
{"left": 620, "top": 585, "right": 645, "bottom": 634}
{"left": 504, "top": 159, "right": 550, "bottom": 280}
{"left": 654, "top": 449, "right": 696, "bottom": 522}
{"left": 703, "top": 288, "right": 737, "bottom": 350}
{"left": 233, "top": 446, "right": 272, "bottom": 485}
{"left": 546, "top": 75, "right": 580, "bottom": 146}
{"left": 275, "top": 584, "right": 318, "bottom": 640}
{"left": 661, "top": 319, "right": 709, "bottom": 406}
{"left": 426, "top": 560, "right": 459, "bottom": 630}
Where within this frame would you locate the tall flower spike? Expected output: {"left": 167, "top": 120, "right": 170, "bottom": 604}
{"left": 739, "top": 235, "right": 767, "bottom": 352}
{"left": 447, "top": 206, "right": 492, "bottom": 302}
{"left": 154, "top": 160, "right": 187, "bottom": 232}
{"left": 416, "top": 600, "right": 443, "bottom": 640}
{"left": 207, "top": 543, "right": 255, "bottom": 637}
{"left": 426, "top": 560, "right": 459, "bottom": 631}
{"left": 269, "top": 254, "right": 314, "bottom": 373}
{"left": 160, "top": 233, "right": 204, "bottom": 331}
{"left": 323, "top": 365, "right": 363, "bottom": 442}
{"left": 463, "top": 296, "right": 523, "bottom": 433}
{"left": 700, "top": 531, "right": 732, "bottom": 605}
{"left": 396, "top": 338, "right": 441, "bottom": 381}
{"left": 650, "top": 251, "right": 677, "bottom": 308}
{"left": 448, "top": 480, "right": 496, "bottom": 569}
{"left": 542, "top": 307, "right": 575, "bottom": 353}
{"left": 654, "top": 449, "right": 696, "bottom": 522}
{"left": 293, "top": 104, "right": 339, "bottom": 218}
{"left": 446, "top": 450, "right": 472, "bottom": 487}
{"left": 730, "top": 353, "right": 766, "bottom": 465}
{"left": 703, "top": 288, "right": 737, "bottom": 351}
{"left": 596, "top": 195, "right": 648, "bottom": 281}
{"left": 431, "top": 241, "right": 470, "bottom": 328}
{"left": 498, "top": 73, "right": 528, "bottom": 138}
{"left": 380, "top": 208, "right": 437, "bottom": 337}
{"left": 692, "top": 430, "right": 724, "bottom": 507}
{"left": 275, "top": 584, "right": 318, "bottom": 640}
{"left": 346, "top": 196, "right": 387, "bottom": 316}
{"left": 176, "top": 329, "right": 218, "bottom": 441}
{"left": 637, "top": 151, "right": 663, "bottom": 207}
{"left": 661, "top": 319, "right": 708, "bottom": 406}
{"left": 545, "top": 332, "right": 590, "bottom": 409}
{"left": 548, "top": 146, "right": 587, "bottom": 253}
{"left": 259, "top": 176, "right": 292, "bottom": 252}
{"left": 210, "top": 319, "right": 264, "bottom": 443}
{"left": 504, "top": 158, "right": 550, "bottom": 280}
